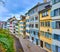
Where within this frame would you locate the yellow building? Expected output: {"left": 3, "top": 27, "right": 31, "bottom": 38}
{"left": 18, "top": 20, "right": 21, "bottom": 35}
{"left": 19, "top": 15, "right": 26, "bottom": 37}
{"left": 39, "top": 4, "right": 52, "bottom": 52}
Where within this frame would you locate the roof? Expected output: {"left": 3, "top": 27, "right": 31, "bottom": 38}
{"left": 7, "top": 16, "right": 17, "bottom": 22}
{"left": 28, "top": 2, "right": 40, "bottom": 12}
{"left": 39, "top": 2, "right": 51, "bottom": 13}
{"left": 20, "top": 15, "right": 26, "bottom": 20}
{"left": 26, "top": 1, "right": 50, "bottom": 14}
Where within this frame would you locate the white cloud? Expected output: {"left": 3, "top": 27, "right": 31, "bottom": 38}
{"left": 0, "top": 0, "right": 43, "bottom": 21}
{"left": 0, "top": 0, "right": 9, "bottom": 17}
{"left": 0, "top": 6, "right": 9, "bottom": 15}
{"left": 8, "top": 12, "right": 25, "bottom": 20}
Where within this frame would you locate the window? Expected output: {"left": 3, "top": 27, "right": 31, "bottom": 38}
{"left": 56, "top": 21, "right": 60, "bottom": 29}
{"left": 26, "top": 19, "right": 29, "bottom": 22}
{"left": 32, "top": 10, "right": 34, "bottom": 14}
{"left": 57, "top": 46, "right": 60, "bottom": 52}
{"left": 20, "top": 26, "right": 23, "bottom": 28}
{"left": 45, "top": 43, "right": 51, "bottom": 50}
{"left": 34, "top": 31, "right": 35, "bottom": 35}
{"left": 31, "top": 18, "right": 34, "bottom": 21}
{"left": 35, "top": 24, "right": 38, "bottom": 28}
{"left": 30, "top": 24, "right": 34, "bottom": 28}
{"left": 35, "top": 7, "right": 38, "bottom": 11}
{"left": 42, "top": 11, "right": 48, "bottom": 17}
{"left": 45, "top": 22, "right": 47, "bottom": 26}
{"left": 51, "top": 8, "right": 60, "bottom": 17}
{"left": 10, "top": 26, "right": 12, "bottom": 27}
{"left": 45, "top": 32, "right": 49, "bottom": 38}
{"left": 54, "top": 9, "right": 59, "bottom": 16}
{"left": 54, "top": 8, "right": 60, "bottom": 16}
{"left": 35, "top": 16, "right": 38, "bottom": 20}
{"left": 10, "top": 22, "right": 12, "bottom": 24}
{"left": 42, "top": 13, "right": 45, "bottom": 17}
{"left": 29, "top": 24, "right": 31, "bottom": 27}
{"left": 32, "top": 24, "right": 34, "bottom": 28}
{"left": 32, "top": 37, "right": 34, "bottom": 40}
{"left": 54, "top": 34, "right": 60, "bottom": 41}
{"left": 40, "top": 22, "right": 44, "bottom": 26}
{"left": 59, "top": 8, "right": 60, "bottom": 15}
{"left": 52, "top": 22, "right": 56, "bottom": 29}
{"left": 36, "top": 39, "right": 39, "bottom": 45}
{"left": 40, "top": 31, "right": 45, "bottom": 36}
{"left": 54, "top": 0, "right": 60, "bottom": 4}
{"left": 48, "top": 21, "right": 50, "bottom": 27}
{"left": 20, "top": 22, "right": 25, "bottom": 24}
{"left": 52, "top": 0, "right": 60, "bottom": 4}
{"left": 45, "top": 32, "right": 52, "bottom": 39}
{"left": 26, "top": 30, "right": 29, "bottom": 33}
{"left": 26, "top": 24, "right": 29, "bottom": 27}
{"left": 45, "top": 21, "right": 50, "bottom": 27}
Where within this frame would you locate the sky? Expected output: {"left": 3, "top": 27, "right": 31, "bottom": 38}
{"left": 0, "top": 0, "right": 43, "bottom": 21}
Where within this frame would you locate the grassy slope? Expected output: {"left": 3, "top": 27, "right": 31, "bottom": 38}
{"left": 0, "top": 29, "right": 15, "bottom": 52}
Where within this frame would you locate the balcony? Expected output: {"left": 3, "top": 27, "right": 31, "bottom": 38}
{"left": 52, "top": 29, "right": 60, "bottom": 35}
{"left": 52, "top": 39, "right": 60, "bottom": 47}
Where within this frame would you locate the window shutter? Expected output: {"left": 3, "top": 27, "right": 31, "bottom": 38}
{"left": 52, "top": 0, "right": 54, "bottom": 4}
{"left": 52, "top": 22, "right": 56, "bottom": 29}
{"left": 58, "top": 47, "right": 60, "bottom": 52}
{"left": 51, "top": 11, "right": 54, "bottom": 17}
{"left": 52, "top": 45, "right": 56, "bottom": 52}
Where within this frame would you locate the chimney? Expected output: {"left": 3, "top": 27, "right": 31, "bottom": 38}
{"left": 44, "top": 0, "right": 47, "bottom": 3}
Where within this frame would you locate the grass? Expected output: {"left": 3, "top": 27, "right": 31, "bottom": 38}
{"left": 0, "top": 28, "right": 15, "bottom": 52}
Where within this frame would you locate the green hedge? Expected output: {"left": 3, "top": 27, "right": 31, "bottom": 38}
{"left": 0, "top": 29, "right": 15, "bottom": 52}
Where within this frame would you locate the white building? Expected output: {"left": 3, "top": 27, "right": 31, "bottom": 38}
{"left": 51, "top": 0, "right": 60, "bottom": 52}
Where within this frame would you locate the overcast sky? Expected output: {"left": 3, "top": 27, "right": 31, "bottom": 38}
{"left": 0, "top": 0, "right": 43, "bottom": 21}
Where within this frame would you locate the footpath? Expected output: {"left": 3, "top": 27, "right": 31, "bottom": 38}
{"left": 12, "top": 34, "right": 47, "bottom": 52}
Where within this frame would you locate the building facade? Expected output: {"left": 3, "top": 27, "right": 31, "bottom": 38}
{"left": 51, "top": 0, "right": 60, "bottom": 52}
{"left": 7, "top": 17, "right": 17, "bottom": 34}
{"left": 0, "top": 21, "right": 3, "bottom": 29}
{"left": 39, "top": 2, "right": 52, "bottom": 52}
{"left": 26, "top": 3, "right": 41, "bottom": 46}
{"left": 15, "top": 20, "right": 19, "bottom": 35}
{"left": 19, "top": 15, "right": 26, "bottom": 37}
{"left": 25, "top": 15, "right": 30, "bottom": 38}
{"left": 2, "top": 22, "right": 7, "bottom": 29}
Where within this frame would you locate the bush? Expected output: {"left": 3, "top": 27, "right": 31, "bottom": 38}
{"left": 0, "top": 29, "right": 15, "bottom": 52}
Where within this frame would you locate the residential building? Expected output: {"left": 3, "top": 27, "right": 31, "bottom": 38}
{"left": 25, "top": 14, "right": 30, "bottom": 38}
{"left": 7, "top": 19, "right": 10, "bottom": 30}
{"left": 26, "top": 2, "right": 41, "bottom": 46}
{"left": 39, "top": 2, "right": 52, "bottom": 52}
{"left": 0, "top": 21, "right": 4, "bottom": 29}
{"left": 17, "top": 20, "right": 21, "bottom": 35}
{"left": 2, "top": 22, "right": 7, "bottom": 29}
{"left": 15, "top": 20, "right": 19, "bottom": 35}
{"left": 51, "top": 0, "right": 60, "bottom": 52}
{"left": 19, "top": 15, "right": 26, "bottom": 37}
{"left": 7, "top": 17, "right": 17, "bottom": 34}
